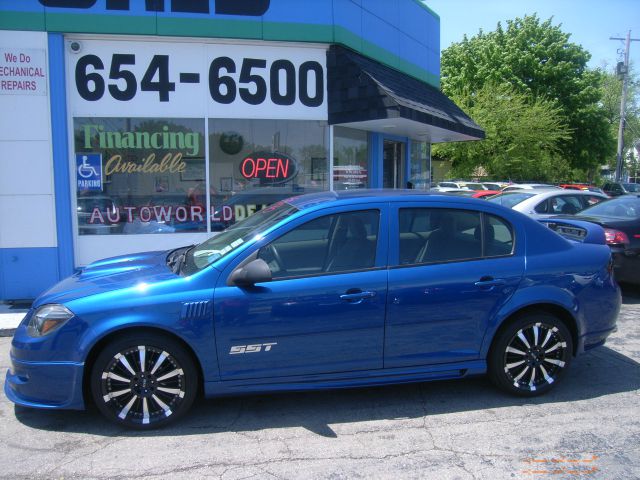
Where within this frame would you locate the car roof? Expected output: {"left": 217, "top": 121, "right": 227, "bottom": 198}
{"left": 286, "top": 189, "right": 488, "bottom": 211}
{"left": 499, "top": 188, "right": 604, "bottom": 196}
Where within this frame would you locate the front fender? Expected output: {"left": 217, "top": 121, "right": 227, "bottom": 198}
{"left": 77, "top": 302, "right": 219, "bottom": 383}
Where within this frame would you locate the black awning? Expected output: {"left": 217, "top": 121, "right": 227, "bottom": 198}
{"left": 327, "top": 46, "right": 484, "bottom": 142}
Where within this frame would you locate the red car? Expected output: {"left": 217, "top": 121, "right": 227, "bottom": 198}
{"left": 472, "top": 190, "right": 501, "bottom": 199}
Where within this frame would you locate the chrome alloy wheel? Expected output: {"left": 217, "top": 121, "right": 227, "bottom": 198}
{"left": 99, "top": 345, "right": 187, "bottom": 426}
{"left": 502, "top": 322, "right": 569, "bottom": 392}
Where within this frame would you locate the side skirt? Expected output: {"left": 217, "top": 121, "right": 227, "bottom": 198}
{"left": 204, "top": 360, "right": 487, "bottom": 397}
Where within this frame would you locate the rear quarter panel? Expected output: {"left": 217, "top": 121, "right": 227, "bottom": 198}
{"left": 481, "top": 221, "right": 620, "bottom": 356}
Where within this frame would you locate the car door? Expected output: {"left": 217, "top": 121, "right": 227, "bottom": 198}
{"left": 385, "top": 205, "right": 525, "bottom": 368}
{"left": 213, "top": 205, "right": 388, "bottom": 380}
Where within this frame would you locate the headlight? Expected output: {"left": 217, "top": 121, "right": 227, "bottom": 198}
{"left": 27, "top": 304, "right": 74, "bottom": 337}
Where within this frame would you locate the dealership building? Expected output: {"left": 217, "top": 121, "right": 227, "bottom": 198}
{"left": 0, "top": 0, "right": 483, "bottom": 300}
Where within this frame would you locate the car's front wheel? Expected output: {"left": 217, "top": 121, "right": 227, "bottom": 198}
{"left": 488, "top": 313, "right": 573, "bottom": 396}
{"left": 90, "top": 333, "right": 198, "bottom": 429}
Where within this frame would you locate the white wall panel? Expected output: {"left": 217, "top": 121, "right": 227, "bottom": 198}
{"left": 0, "top": 30, "right": 56, "bottom": 250}
{"left": 0, "top": 140, "right": 53, "bottom": 195}
{"left": 0, "top": 95, "right": 51, "bottom": 141}
{"left": 76, "top": 232, "right": 209, "bottom": 266}
{"left": 0, "top": 194, "right": 57, "bottom": 248}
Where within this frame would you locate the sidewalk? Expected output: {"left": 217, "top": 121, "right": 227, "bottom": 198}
{"left": 0, "top": 303, "right": 30, "bottom": 337}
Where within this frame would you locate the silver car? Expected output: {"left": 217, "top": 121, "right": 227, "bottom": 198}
{"left": 487, "top": 188, "right": 608, "bottom": 218}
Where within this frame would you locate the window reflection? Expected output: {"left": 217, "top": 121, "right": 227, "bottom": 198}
{"left": 208, "top": 119, "right": 329, "bottom": 230}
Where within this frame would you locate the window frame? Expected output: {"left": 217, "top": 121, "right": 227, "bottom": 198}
{"left": 225, "top": 204, "right": 388, "bottom": 283}
{"left": 392, "top": 206, "right": 515, "bottom": 268}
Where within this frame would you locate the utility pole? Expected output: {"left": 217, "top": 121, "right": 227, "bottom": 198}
{"left": 610, "top": 31, "right": 640, "bottom": 182}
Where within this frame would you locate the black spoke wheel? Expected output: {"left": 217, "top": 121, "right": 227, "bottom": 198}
{"left": 90, "top": 333, "right": 197, "bottom": 429}
{"left": 488, "top": 313, "right": 572, "bottom": 396}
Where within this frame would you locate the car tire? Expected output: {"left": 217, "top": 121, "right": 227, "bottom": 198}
{"left": 488, "top": 313, "right": 573, "bottom": 396}
{"left": 90, "top": 333, "right": 198, "bottom": 429}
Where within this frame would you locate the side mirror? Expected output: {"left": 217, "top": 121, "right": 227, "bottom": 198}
{"left": 230, "top": 258, "right": 272, "bottom": 286}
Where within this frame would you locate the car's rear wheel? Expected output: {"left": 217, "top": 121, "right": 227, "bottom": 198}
{"left": 90, "top": 333, "right": 197, "bottom": 429}
{"left": 488, "top": 313, "right": 572, "bottom": 396}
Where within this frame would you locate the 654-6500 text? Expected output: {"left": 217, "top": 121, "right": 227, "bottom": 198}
{"left": 75, "top": 53, "right": 324, "bottom": 106}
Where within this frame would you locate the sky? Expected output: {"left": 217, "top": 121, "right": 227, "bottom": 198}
{"left": 425, "top": 0, "right": 640, "bottom": 70}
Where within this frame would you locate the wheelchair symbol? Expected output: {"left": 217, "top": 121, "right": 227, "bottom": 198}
{"left": 78, "top": 155, "right": 99, "bottom": 178}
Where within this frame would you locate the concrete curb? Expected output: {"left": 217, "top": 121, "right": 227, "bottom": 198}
{"left": 0, "top": 329, "right": 15, "bottom": 338}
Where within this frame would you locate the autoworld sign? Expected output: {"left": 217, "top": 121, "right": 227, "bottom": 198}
{"left": 240, "top": 152, "right": 298, "bottom": 184}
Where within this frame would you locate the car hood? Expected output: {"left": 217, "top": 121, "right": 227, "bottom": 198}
{"left": 35, "top": 250, "right": 175, "bottom": 306}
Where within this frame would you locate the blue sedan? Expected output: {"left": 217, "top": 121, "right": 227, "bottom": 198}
{"left": 6, "top": 190, "right": 621, "bottom": 429}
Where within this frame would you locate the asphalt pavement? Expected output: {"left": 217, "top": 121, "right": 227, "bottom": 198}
{"left": 0, "top": 302, "right": 28, "bottom": 336}
{"left": 0, "top": 288, "right": 638, "bottom": 479}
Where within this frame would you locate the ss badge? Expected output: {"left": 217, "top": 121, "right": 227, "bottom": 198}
{"left": 229, "top": 342, "right": 277, "bottom": 354}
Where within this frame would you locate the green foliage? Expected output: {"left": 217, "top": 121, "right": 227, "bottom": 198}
{"left": 440, "top": 14, "right": 615, "bottom": 179}
{"left": 433, "top": 83, "right": 571, "bottom": 181}
{"left": 600, "top": 63, "right": 640, "bottom": 168}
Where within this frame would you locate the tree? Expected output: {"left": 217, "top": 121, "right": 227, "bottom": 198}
{"left": 433, "top": 83, "right": 571, "bottom": 181}
{"left": 440, "top": 14, "right": 615, "bottom": 178}
{"left": 600, "top": 63, "right": 640, "bottom": 175}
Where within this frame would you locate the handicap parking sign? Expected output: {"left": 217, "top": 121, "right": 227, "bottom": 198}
{"left": 76, "top": 153, "right": 103, "bottom": 191}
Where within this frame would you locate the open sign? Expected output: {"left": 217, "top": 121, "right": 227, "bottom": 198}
{"left": 239, "top": 152, "right": 298, "bottom": 185}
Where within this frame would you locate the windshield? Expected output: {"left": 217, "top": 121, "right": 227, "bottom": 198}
{"left": 181, "top": 201, "right": 299, "bottom": 275}
{"left": 579, "top": 196, "right": 640, "bottom": 219}
{"left": 487, "top": 192, "right": 535, "bottom": 209}
{"left": 623, "top": 183, "right": 640, "bottom": 192}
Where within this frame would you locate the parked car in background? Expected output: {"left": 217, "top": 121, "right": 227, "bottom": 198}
{"left": 438, "top": 181, "right": 487, "bottom": 191}
{"left": 473, "top": 190, "right": 501, "bottom": 199}
{"left": 431, "top": 186, "right": 471, "bottom": 194}
{"left": 487, "top": 189, "right": 607, "bottom": 219}
{"left": 601, "top": 182, "right": 640, "bottom": 197}
{"left": 501, "top": 183, "right": 560, "bottom": 192}
{"left": 552, "top": 194, "right": 640, "bottom": 285}
{"left": 435, "top": 188, "right": 476, "bottom": 196}
{"left": 482, "top": 182, "right": 506, "bottom": 191}
{"left": 438, "top": 181, "right": 470, "bottom": 190}
{"left": 6, "top": 190, "right": 620, "bottom": 429}
{"left": 560, "top": 184, "right": 607, "bottom": 195}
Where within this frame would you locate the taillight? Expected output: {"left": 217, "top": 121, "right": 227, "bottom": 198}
{"left": 604, "top": 229, "right": 630, "bottom": 245}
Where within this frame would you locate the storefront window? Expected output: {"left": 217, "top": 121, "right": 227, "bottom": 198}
{"left": 73, "top": 117, "right": 206, "bottom": 235}
{"left": 333, "top": 126, "right": 368, "bottom": 190}
{"left": 208, "top": 119, "right": 329, "bottom": 230}
{"left": 409, "top": 140, "right": 431, "bottom": 190}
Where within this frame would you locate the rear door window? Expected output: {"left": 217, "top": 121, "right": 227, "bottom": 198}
{"left": 398, "top": 209, "right": 514, "bottom": 265}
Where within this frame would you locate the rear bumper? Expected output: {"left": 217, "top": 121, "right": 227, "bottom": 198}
{"left": 4, "top": 354, "right": 85, "bottom": 410}
{"left": 580, "top": 326, "right": 617, "bottom": 353}
{"left": 612, "top": 251, "right": 640, "bottom": 285}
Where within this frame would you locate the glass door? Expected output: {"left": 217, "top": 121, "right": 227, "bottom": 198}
{"left": 383, "top": 140, "right": 405, "bottom": 188}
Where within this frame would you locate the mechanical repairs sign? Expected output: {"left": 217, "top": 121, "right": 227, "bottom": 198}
{"left": 76, "top": 153, "right": 103, "bottom": 191}
{"left": 0, "top": 48, "right": 47, "bottom": 95}
{"left": 67, "top": 39, "right": 327, "bottom": 120}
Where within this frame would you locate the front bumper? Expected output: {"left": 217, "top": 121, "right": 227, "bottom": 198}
{"left": 5, "top": 354, "right": 85, "bottom": 410}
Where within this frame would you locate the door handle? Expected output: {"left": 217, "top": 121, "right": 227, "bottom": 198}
{"left": 474, "top": 277, "right": 506, "bottom": 288}
{"left": 340, "top": 290, "right": 376, "bottom": 303}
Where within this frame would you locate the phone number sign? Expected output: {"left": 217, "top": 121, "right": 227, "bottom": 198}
{"left": 67, "top": 40, "right": 327, "bottom": 120}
